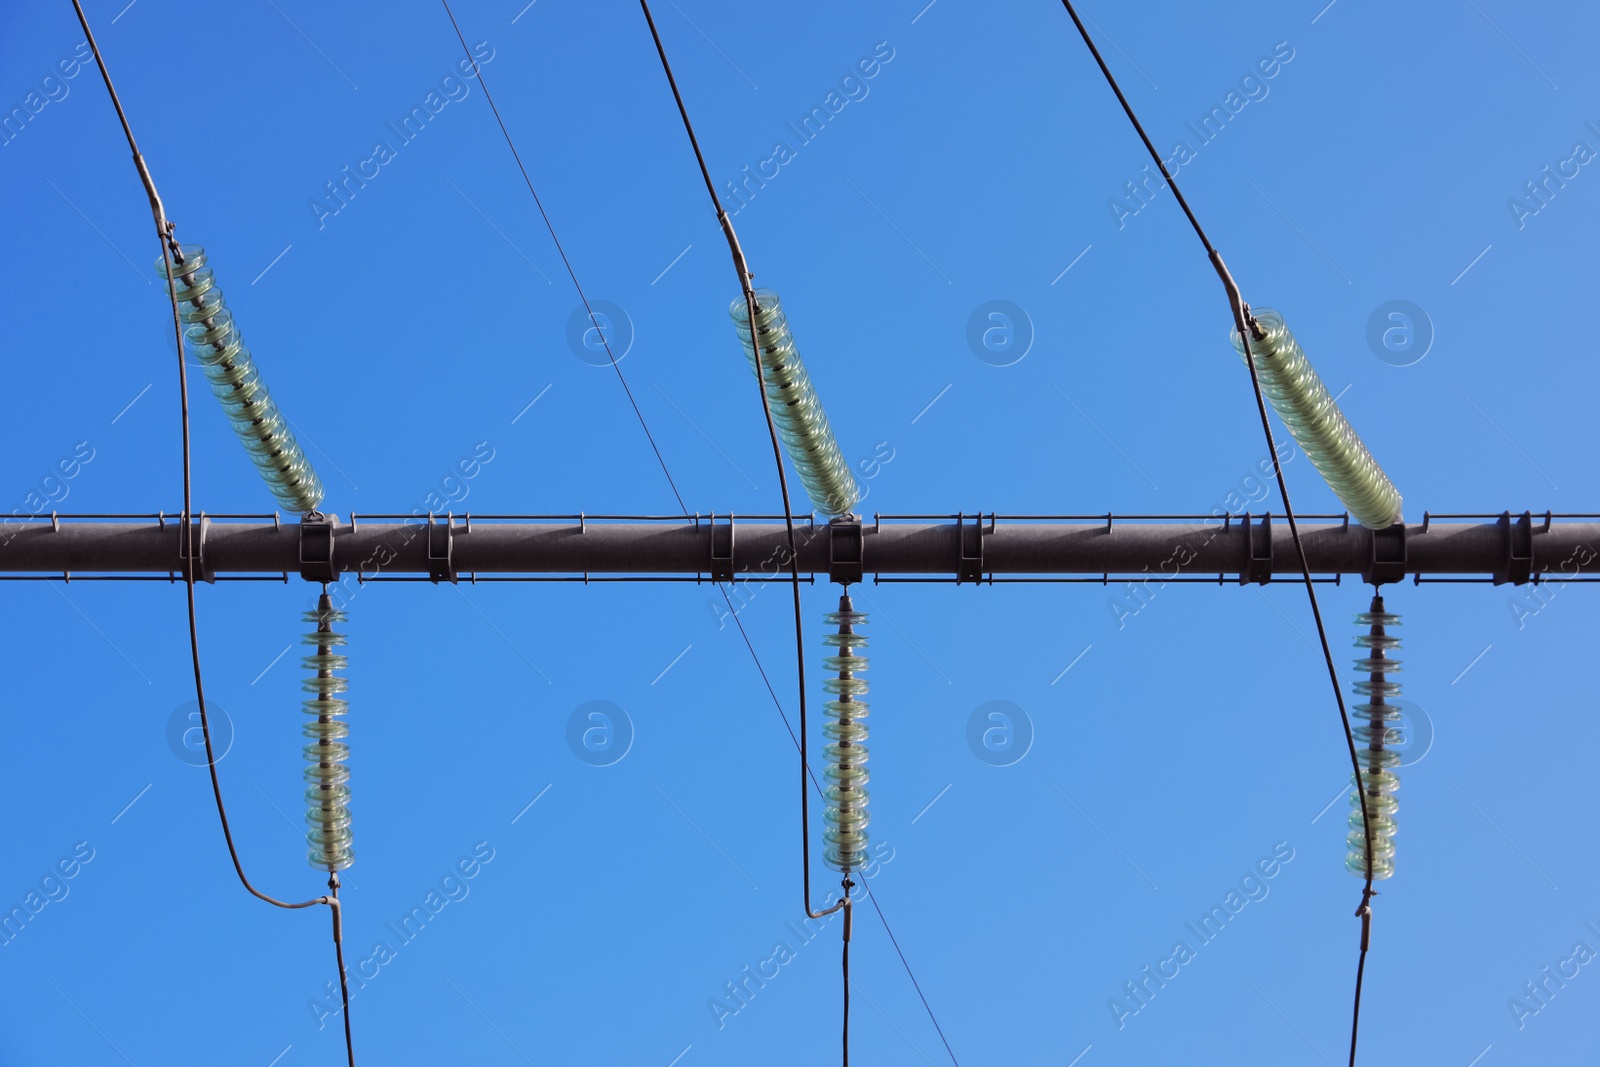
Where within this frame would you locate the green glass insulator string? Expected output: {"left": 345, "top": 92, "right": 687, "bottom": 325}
{"left": 822, "top": 595, "right": 870, "bottom": 873}
{"left": 1229, "top": 309, "right": 1402, "bottom": 530}
{"left": 1347, "top": 594, "right": 1402, "bottom": 880}
{"left": 153, "top": 244, "right": 324, "bottom": 514}
{"left": 730, "top": 290, "right": 862, "bottom": 517}
{"left": 303, "top": 593, "right": 353, "bottom": 872}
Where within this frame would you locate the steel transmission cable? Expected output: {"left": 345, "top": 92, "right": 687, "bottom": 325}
{"left": 441, "top": 5, "right": 956, "bottom": 1062}
{"left": 1053, "top": 3, "right": 1376, "bottom": 1064}
{"left": 433, "top": 2, "right": 795, "bottom": 807}
{"left": 437, "top": 0, "right": 687, "bottom": 516}
{"left": 633, "top": 6, "right": 962, "bottom": 1066}
{"left": 67, "top": 2, "right": 354, "bottom": 1063}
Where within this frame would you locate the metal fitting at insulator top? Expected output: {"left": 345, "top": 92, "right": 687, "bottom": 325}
{"left": 730, "top": 290, "right": 862, "bottom": 517}
{"left": 822, "top": 593, "right": 869, "bottom": 872}
{"left": 1229, "top": 308, "right": 1402, "bottom": 530}
{"left": 153, "top": 244, "right": 324, "bottom": 514}
{"left": 1347, "top": 593, "right": 1401, "bottom": 881}
{"left": 303, "top": 592, "right": 352, "bottom": 872}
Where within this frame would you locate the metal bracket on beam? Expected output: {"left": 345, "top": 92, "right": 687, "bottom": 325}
{"left": 427, "top": 514, "right": 457, "bottom": 584}
{"left": 180, "top": 514, "right": 215, "bottom": 583}
{"left": 957, "top": 513, "right": 987, "bottom": 585}
{"left": 708, "top": 515, "right": 734, "bottom": 582}
{"left": 828, "top": 515, "right": 863, "bottom": 585}
{"left": 1242, "top": 512, "right": 1272, "bottom": 585}
{"left": 1494, "top": 510, "right": 1534, "bottom": 585}
{"left": 298, "top": 513, "right": 336, "bottom": 583}
{"left": 1364, "top": 523, "right": 1408, "bottom": 586}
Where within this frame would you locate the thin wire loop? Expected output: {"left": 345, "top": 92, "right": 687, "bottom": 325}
{"left": 635, "top": 0, "right": 836, "bottom": 926}
{"left": 1055, "top": 4, "right": 1374, "bottom": 1063}
{"left": 70, "top": 5, "right": 353, "bottom": 1062}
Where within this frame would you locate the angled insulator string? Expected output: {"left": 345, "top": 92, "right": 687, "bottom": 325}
{"left": 70, "top": 4, "right": 353, "bottom": 1062}
{"left": 153, "top": 245, "right": 324, "bottom": 514}
{"left": 1229, "top": 312, "right": 1402, "bottom": 529}
{"left": 1053, "top": 4, "right": 1376, "bottom": 1065}
{"left": 730, "top": 292, "right": 863, "bottom": 516}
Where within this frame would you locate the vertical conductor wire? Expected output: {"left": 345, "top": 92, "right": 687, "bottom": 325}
{"left": 68, "top": 4, "right": 354, "bottom": 1063}
{"left": 1052, "top": 4, "right": 1376, "bottom": 1065}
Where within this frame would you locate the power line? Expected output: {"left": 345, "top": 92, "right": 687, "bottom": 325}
{"left": 437, "top": 0, "right": 687, "bottom": 516}
{"left": 1054, "top": 4, "right": 1375, "bottom": 1064}
{"left": 435, "top": 9, "right": 880, "bottom": 1064}
{"left": 631, "top": 6, "right": 970, "bottom": 1065}
{"left": 67, "top": 2, "right": 355, "bottom": 1063}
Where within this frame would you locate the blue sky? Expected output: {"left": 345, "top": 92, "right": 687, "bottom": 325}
{"left": 3, "top": 1, "right": 1600, "bottom": 1064}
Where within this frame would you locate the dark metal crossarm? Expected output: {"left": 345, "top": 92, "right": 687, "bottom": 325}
{"left": 3, "top": 511, "right": 1593, "bottom": 585}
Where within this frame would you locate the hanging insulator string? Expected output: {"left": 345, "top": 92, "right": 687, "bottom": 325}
{"left": 1348, "top": 594, "right": 1402, "bottom": 881}
{"left": 304, "top": 593, "right": 354, "bottom": 872}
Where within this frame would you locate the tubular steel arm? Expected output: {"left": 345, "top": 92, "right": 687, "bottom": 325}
{"left": 1, "top": 512, "right": 1594, "bottom": 585}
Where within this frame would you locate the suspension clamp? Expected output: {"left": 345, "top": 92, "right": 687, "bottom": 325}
{"left": 1493, "top": 510, "right": 1535, "bottom": 586}
{"left": 180, "top": 513, "right": 215, "bottom": 583}
{"left": 828, "top": 515, "right": 863, "bottom": 585}
{"left": 298, "top": 513, "right": 337, "bottom": 583}
{"left": 427, "top": 514, "right": 458, "bottom": 584}
{"left": 1240, "top": 512, "right": 1273, "bottom": 585}
{"left": 1364, "top": 522, "right": 1409, "bottom": 586}
{"left": 708, "top": 514, "right": 735, "bottom": 582}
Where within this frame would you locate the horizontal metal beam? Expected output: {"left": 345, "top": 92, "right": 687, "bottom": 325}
{"left": 2, "top": 512, "right": 1597, "bottom": 585}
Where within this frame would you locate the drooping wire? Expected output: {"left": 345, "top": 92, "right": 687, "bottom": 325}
{"left": 841, "top": 880, "right": 853, "bottom": 1067}
{"left": 634, "top": 0, "right": 832, "bottom": 925}
{"left": 440, "top": 4, "right": 952, "bottom": 1059}
{"left": 634, "top": 6, "right": 966, "bottom": 1064}
{"left": 1054, "top": 4, "right": 1375, "bottom": 1064}
{"left": 69, "top": 5, "right": 354, "bottom": 1062}
{"left": 437, "top": 0, "right": 686, "bottom": 516}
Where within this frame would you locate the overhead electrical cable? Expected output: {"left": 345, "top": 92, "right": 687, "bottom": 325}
{"left": 1054, "top": 3, "right": 1378, "bottom": 1063}
{"left": 436, "top": 8, "right": 861, "bottom": 1062}
{"left": 437, "top": 0, "right": 687, "bottom": 516}
{"left": 632, "top": 5, "right": 963, "bottom": 1065}
{"left": 68, "top": 2, "right": 354, "bottom": 1063}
